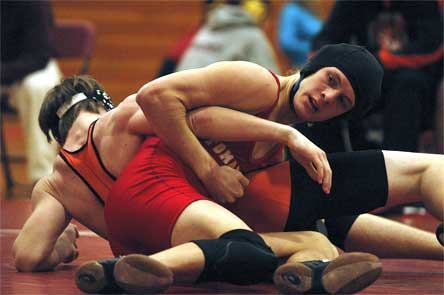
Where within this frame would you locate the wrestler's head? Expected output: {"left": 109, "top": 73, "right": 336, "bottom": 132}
{"left": 39, "top": 75, "right": 112, "bottom": 144}
{"left": 289, "top": 43, "right": 383, "bottom": 123}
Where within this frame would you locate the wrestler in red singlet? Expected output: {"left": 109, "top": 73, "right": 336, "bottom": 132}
{"left": 60, "top": 70, "right": 289, "bottom": 256}
{"left": 200, "top": 71, "right": 293, "bottom": 233}
{"left": 105, "top": 70, "right": 287, "bottom": 256}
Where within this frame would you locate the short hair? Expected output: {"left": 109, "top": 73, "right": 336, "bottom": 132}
{"left": 39, "top": 75, "right": 105, "bottom": 145}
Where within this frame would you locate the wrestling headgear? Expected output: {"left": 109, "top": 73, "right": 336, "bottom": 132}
{"left": 56, "top": 89, "right": 115, "bottom": 119}
{"left": 290, "top": 43, "right": 384, "bottom": 121}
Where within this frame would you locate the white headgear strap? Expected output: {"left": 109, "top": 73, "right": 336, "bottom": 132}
{"left": 56, "top": 93, "right": 88, "bottom": 119}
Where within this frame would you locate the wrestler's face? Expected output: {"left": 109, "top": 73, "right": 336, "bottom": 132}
{"left": 293, "top": 67, "right": 356, "bottom": 122}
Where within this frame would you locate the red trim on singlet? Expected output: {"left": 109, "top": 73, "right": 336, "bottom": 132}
{"left": 256, "top": 70, "right": 281, "bottom": 117}
{"left": 378, "top": 45, "right": 444, "bottom": 69}
{"left": 59, "top": 119, "right": 116, "bottom": 203}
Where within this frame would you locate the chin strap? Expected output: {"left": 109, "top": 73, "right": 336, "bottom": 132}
{"left": 288, "top": 78, "right": 302, "bottom": 113}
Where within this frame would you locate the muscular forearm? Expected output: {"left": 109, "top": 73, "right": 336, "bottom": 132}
{"left": 188, "top": 106, "right": 295, "bottom": 146}
{"left": 136, "top": 84, "right": 219, "bottom": 179}
{"left": 187, "top": 105, "right": 331, "bottom": 193}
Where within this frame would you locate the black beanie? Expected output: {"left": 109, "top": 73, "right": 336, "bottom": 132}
{"left": 299, "top": 43, "right": 384, "bottom": 121}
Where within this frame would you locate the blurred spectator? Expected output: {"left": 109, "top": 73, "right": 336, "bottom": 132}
{"left": 278, "top": 0, "right": 322, "bottom": 68}
{"left": 309, "top": 1, "right": 443, "bottom": 153}
{"left": 176, "top": 0, "right": 280, "bottom": 73}
{"left": 1, "top": 1, "right": 62, "bottom": 182}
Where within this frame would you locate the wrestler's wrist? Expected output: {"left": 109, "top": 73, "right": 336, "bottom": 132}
{"left": 284, "top": 128, "right": 300, "bottom": 149}
{"left": 194, "top": 158, "right": 220, "bottom": 183}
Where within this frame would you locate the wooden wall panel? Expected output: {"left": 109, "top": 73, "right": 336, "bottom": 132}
{"left": 52, "top": 1, "right": 333, "bottom": 103}
{"left": 53, "top": 1, "right": 202, "bottom": 103}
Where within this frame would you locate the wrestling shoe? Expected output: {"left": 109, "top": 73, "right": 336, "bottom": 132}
{"left": 75, "top": 257, "right": 124, "bottom": 293}
{"left": 75, "top": 255, "right": 173, "bottom": 294}
{"left": 436, "top": 223, "right": 443, "bottom": 246}
{"left": 273, "top": 252, "right": 382, "bottom": 294}
{"left": 113, "top": 254, "right": 173, "bottom": 294}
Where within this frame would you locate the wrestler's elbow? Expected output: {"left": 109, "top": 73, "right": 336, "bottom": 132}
{"left": 13, "top": 248, "right": 44, "bottom": 272}
{"left": 136, "top": 82, "right": 168, "bottom": 112}
{"left": 136, "top": 84, "right": 155, "bottom": 108}
{"left": 12, "top": 240, "right": 51, "bottom": 272}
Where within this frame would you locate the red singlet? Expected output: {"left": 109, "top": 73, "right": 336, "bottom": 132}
{"left": 62, "top": 70, "right": 284, "bottom": 256}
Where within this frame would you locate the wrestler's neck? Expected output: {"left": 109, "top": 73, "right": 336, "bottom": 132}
{"left": 63, "top": 111, "right": 102, "bottom": 150}
{"left": 274, "top": 72, "right": 303, "bottom": 125}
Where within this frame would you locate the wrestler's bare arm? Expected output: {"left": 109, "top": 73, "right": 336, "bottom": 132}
{"left": 12, "top": 178, "right": 79, "bottom": 272}
{"left": 188, "top": 106, "right": 293, "bottom": 143}
{"left": 187, "top": 106, "right": 331, "bottom": 191}
{"left": 136, "top": 62, "right": 276, "bottom": 174}
{"left": 136, "top": 62, "right": 277, "bottom": 202}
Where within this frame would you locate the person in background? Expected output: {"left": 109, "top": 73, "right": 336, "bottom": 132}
{"left": 1, "top": 1, "right": 62, "bottom": 183}
{"left": 176, "top": 0, "right": 280, "bottom": 74}
{"left": 278, "top": 0, "right": 322, "bottom": 68}
{"left": 436, "top": 79, "right": 444, "bottom": 154}
{"left": 156, "top": 25, "right": 202, "bottom": 78}
{"left": 309, "top": 0, "right": 443, "bottom": 154}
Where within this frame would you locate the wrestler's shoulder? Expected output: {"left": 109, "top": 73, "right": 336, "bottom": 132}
{"left": 31, "top": 174, "right": 59, "bottom": 203}
{"left": 101, "top": 94, "right": 138, "bottom": 126}
{"left": 207, "top": 61, "right": 270, "bottom": 73}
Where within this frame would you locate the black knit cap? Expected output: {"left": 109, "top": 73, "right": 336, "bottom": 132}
{"left": 298, "top": 43, "right": 384, "bottom": 121}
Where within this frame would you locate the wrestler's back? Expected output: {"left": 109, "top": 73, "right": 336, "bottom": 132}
{"left": 49, "top": 158, "right": 108, "bottom": 237}
{"left": 47, "top": 101, "right": 145, "bottom": 239}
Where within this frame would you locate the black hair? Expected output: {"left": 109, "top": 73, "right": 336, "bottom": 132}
{"left": 38, "top": 75, "right": 105, "bottom": 145}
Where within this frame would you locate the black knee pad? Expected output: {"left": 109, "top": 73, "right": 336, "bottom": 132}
{"left": 193, "top": 230, "right": 278, "bottom": 285}
{"left": 219, "top": 229, "right": 270, "bottom": 249}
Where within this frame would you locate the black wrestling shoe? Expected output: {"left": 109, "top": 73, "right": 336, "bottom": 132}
{"left": 436, "top": 223, "right": 443, "bottom": 246}
{"left": 273, "top": 252, "right": 382, "bottom": 294}
{"left": 113, "top": 254, "right": 173, "bottom": 294}
{"left": 75, "top": 257, "right": 124, "bottom": 294}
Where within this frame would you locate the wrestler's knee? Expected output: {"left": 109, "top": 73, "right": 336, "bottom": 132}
{"left": 193, "top": 229, "right": 278, "bottom": 285}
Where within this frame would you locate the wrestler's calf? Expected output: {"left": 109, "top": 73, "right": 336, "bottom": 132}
{"left": 193, "top": 229, "right": 278, "bottom": 285}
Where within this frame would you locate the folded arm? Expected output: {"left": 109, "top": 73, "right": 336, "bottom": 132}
{"left": 12, "top": 178, "right": 79, "bottom": 272}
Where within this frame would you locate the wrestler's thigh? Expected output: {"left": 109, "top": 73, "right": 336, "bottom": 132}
{"left": 344, "top": 213, "right": 442, "bottom": 260}
{"left": 171, "top": 200, "right": 251, "bottom": 246}
{"left": 383, "top": 150, "right": 444, "bottom": 207}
